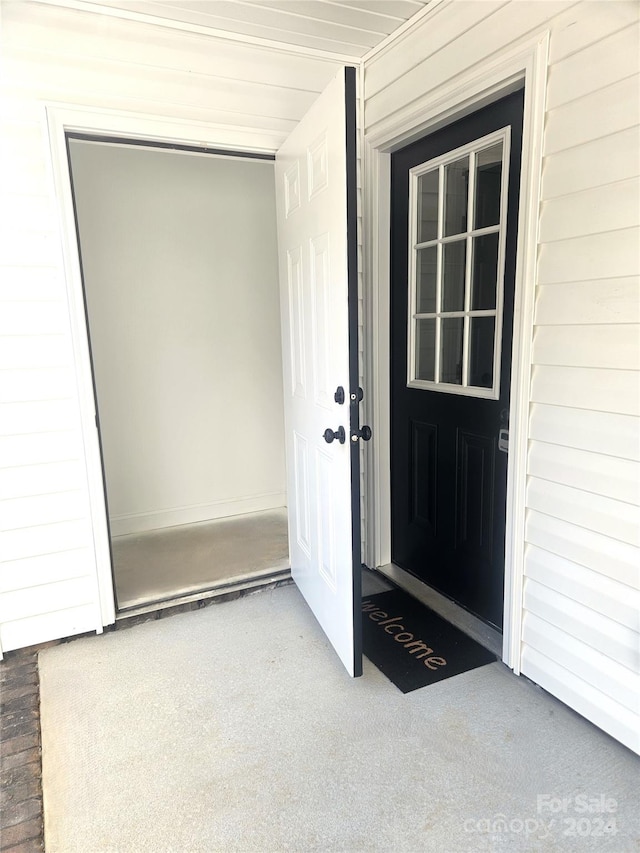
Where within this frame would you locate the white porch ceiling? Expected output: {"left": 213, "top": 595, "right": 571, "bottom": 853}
{"left": 57, "top": 0, "right": 431, "bottom": 59}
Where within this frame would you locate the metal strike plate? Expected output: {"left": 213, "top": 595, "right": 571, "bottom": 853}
{"left": 498, "top": 428, "right": 509, "bottom": 454}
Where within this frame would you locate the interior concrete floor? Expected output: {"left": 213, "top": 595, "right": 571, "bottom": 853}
{"left": 111, "top": 507, "right": 290, "bottom": 610}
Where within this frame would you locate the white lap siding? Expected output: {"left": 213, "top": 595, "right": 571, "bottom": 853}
{"left": 0, "top": 1, "right": 343, "bottom": 653}
{"left": 364, "top": 0, "right": 640, "bottom": 752}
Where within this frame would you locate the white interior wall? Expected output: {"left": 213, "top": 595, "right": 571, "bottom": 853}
{"left": 0, "top": 0, "right": 343, "bottom": 652}
{"left": 363, "top": 0, "right": 640, "bottom": 753}
{"left": 68, "top": 141, "right": 285, "bottom": 536}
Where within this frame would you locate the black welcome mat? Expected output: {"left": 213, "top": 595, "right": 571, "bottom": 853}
{"left": 362, "top": 589, "right": 497, "bottom": 693}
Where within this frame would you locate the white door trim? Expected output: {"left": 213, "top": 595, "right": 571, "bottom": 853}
{"left": 362, "top": 31, "right": 550, "bottom": 672}
{"left": 45, "top": 103, "right": 278, "bottom": 627}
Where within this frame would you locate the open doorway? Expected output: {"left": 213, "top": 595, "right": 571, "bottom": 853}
{"left": 67, "top": 136, "right": 289, "bottom": 612}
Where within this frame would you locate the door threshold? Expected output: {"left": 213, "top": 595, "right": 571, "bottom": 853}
{"left": 376, "top": 563, "right": 503, "bottom": 659}
{"left": 115, "top": 568, "right": 292, "bottom": 621}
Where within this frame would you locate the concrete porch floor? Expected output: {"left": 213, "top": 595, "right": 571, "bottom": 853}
{"left": 36, "top": 581, "right": 639, "bottom": 852}
{"left": 0, "top": 577, "right": 293, "bottom": 852}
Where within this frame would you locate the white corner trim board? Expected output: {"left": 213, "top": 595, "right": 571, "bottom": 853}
{"left": 46, "top": 105, "right": 116, "bottom": 630}
{"left": 363, "top": 31, "right": 550, "bottom": 674}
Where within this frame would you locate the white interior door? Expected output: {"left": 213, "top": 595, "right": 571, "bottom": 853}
{"left": 275, "top": 67, "right": 362, "bottom": 677}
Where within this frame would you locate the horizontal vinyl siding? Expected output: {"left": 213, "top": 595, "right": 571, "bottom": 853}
{"left": 530, "top": 365, "right": 640, "bottom": 417}
{"left": 2, "top": 490, "right": 87, "bottom": 531}
{"left": 0, "top": 9, "right": 346, "bottom": 92}
{"left": 524, "top": 1, "right": 639, "bottom": 753}
{"left": 0, "top": 431, "right": 84, "bottom": 468}
{"left": 527, "top": 442, "right": 639, "bottom": 505}
{"left": 521, "top": 645, "right": 639, "bottom": 754}
{"left": 545, "top": 21, "right": 639, "bottom": 109}
{"left": 0, "top": 461, "right": 87, "bottom": 501}
{"left": 537, "top": 226, "right": 640, "bottom": 284}
{"left": 0, "top": 4, "right": 342, "bottom": 143}
{"left": 524, "top": 547, "right": 639, "bottom": 650}
{"left": 0, "top": 605, "right": 99, "bottom": 653}
{"left": 0, "top": 303, "right": 71, "bottom": 336}
{"left": 0, "top": 335, "right": 74, "bottom": 370}
{"left": 364, "top": 0, "right": 640, "bottom": 752}
{"left": 534, "top": 278, "right": 640, "bottom": 326}
{"left": 0, "top": 1, "right": 343, "bottom": 652}
{"left": 2, "top": 52, "right": 311, "bottom": 130}
{"left": 0, "top": 399, "right": 82, "bottom": 436}
{"left": 0, "top": 549, "right": 93, "bottom": 594}
{"left": 540, "top": 126, "right": 640, "bottom": 199}
{"left": 529, "top": 405, "right": 640, "bottom": 461}
{"left": 521, "top": 2, "right": 640, "bottom": 746}
{"left": 527, "top": 478, "right": 640, "bottom": 547}
{"left": 523, "top": 608, "right": 637, "bottom": 712}
{"left": 532, "top": 324, "right": 639, "bottom": 370}
{"left": 366, "top": 0, "right": 573, "bottom": 129}
{"left": 525, "top": 512, "right": 637, "bottom": 590}
{"left": 542, "top": 74, "right": 639, "bottom": 155}
{"left": 538, "top": 178, "right": 640, "bottom": 244}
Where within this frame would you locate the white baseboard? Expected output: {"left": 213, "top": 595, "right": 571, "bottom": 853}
{"left": 109, "top": 492, "right": 287, "bottom": 537}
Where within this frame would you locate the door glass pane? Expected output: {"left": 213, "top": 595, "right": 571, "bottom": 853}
{"left": 416, "top": 246, "right": 437, "bottom": 313}
{"left": 474, "top": 143, "right": 503, "bottom": 230}
{"left": 469, "top": 317, "right": 495, "bottom": 388}
{"left": 443, "top": 157, "right": 469, "bottom": 237}
{"left": 441, "top": 240, "right": 466, "bottom": 312}
{"left": 417, "top": 170, "right": 439, "bottom": 243}
{"left": 416, "top": 318, "right": 436, "bottom": 381}
{"left": 440, "top": 317, "right": 463, "bottom": 385}
{"left": 471, "top": 233, "right": 499, "bottom": 310}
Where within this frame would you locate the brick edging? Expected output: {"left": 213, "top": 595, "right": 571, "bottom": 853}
{"left": 0, "top": 650, "right": 44, "bottom": 852}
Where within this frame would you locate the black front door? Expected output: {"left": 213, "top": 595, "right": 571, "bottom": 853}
{"left": 390, "top": 90, "right": 524, "bottom": 629}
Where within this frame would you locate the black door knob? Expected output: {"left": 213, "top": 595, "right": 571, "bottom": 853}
{"left": 323, "top": 426, "right": 346, "bottom": 444}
